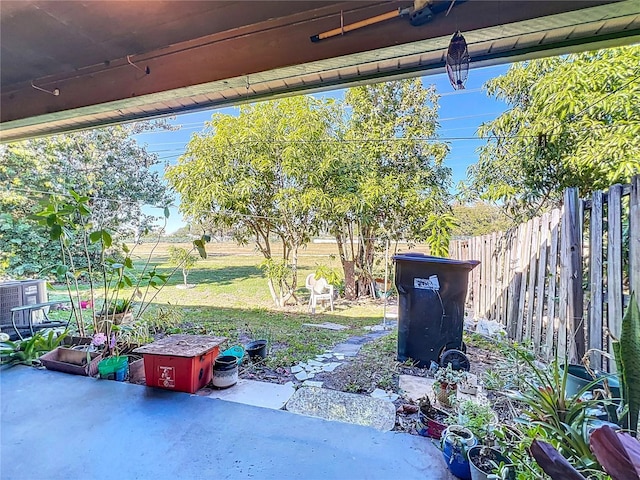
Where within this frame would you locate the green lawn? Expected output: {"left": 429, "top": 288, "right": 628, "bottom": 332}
{"left": 48, "top": 241, "right": 396, "bottom": 368}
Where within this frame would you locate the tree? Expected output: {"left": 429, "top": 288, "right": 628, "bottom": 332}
{"left": 168, "top": 246, "right": 199, "bottom": 288}
{"left": 0, "top": 122, "right": 174, "bottom": 277}
{"left": 467, "top": 46, "right": 640, "bottom": 218}
{"left": 451, "top": 202, "right": 512, "bottom": 237}
{"left": 320, "top": 79, "right": 452, "bottom": 297}
{"left": 166, "top": 96, "right": 337, "bottom": 306}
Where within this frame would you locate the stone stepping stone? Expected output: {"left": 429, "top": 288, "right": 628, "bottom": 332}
{"left": 206, "top": 379, "right": 295, "bottom": 410}
{"left": 302, "top": 380, "right": 323, "bottom": 388}
{"left": 302, "top": 322, "right": 349, "bottom": 331}
{"left": 286, "top": 387, "right": 396, "bottom": 431}
{"left": 399, "top": 375, "right": 436, "bottom": 402}
{"left": 332, "top": 343, "right": 361, "bottom": 357}
{"left": 322, "top": 362, "right": 341, "bottom": 372}
{"left": 370, "top": 388, "right": 400, "bottom": 402}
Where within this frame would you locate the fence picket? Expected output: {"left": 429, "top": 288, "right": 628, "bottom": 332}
{"left": 630, "top": 176, "right": 640, "bottom": 301}
{"left": 507, "top": 224, "right": 524, "bottom": 338}
{"left": 516, "top": 220, "right": 533, "bottom": 342}
{"left": 533, "top": 213, "right": 550, "bottom": 354}
{"left": 589, "top": 191, "right": 604, "bottom": 369}
{"left": 607, "top": 184, "right": 623, "bottom": 372}
{"left": 525, "top": 217, "right": 540, "bottom": 342}
{"left": 544, "top": 208, "right": 561, "bottom": 360}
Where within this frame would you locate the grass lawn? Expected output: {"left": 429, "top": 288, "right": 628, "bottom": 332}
{"left": 48, "top": 241, "right": 412, "bottom": 368}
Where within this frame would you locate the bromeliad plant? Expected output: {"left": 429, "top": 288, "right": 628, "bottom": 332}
{"left": 505, "top": 348, "right": 615, "bottom": 474}
{"left": 34, "top": 190, "right": 209, "bottom": 340}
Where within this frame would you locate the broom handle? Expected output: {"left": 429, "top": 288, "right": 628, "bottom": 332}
{"left": 311, "top": 9, "right": 401, "bottom": 42}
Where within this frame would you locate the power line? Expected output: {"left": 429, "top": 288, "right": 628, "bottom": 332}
{"left": 6, "top": 186, "right": 175, "bottom": 211}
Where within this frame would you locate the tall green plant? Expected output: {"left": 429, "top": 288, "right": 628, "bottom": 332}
{"left": 506, "top": 349, "right": 612, "bottom": 472}
{"left": 34, "top": 190, "right": 208, "bottom": 337}
{"left": 612, "top": 292, "right": 640, "bottom": 435}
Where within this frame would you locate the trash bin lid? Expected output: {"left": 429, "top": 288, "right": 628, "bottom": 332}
{"left": 393, "top": 253, "right": 479, "bottom": 269}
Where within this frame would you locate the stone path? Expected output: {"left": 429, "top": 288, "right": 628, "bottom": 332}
{"left": 197, "top": 322, "right": 400, "bottom": 430}
{"left": 289, "top": 327, "right": 395, "bottom": 387}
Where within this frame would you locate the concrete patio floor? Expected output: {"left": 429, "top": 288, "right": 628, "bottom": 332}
{"left": 1, "top": 367, "right": 453, "bottom": 480}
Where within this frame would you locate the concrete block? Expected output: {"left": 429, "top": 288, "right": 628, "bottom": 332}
{"left": 207, "top": 379, "right": 295, "bottom": 410}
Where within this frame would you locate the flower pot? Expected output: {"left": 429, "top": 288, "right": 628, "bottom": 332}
{"left": 245, "top": 340, "right": 267, "bottom": 360}
{"left": 212, "top": 355, "right": 238, "bottom": 388}
{"left": 95, "top": 311, "right": 133, "bottom": 333}
{"left": 468, "top": 446, "right": 513, "bottom": 480}
{"left": 418, "top": 407, "right": 449, "bottom": 439}
{"left": 441, "top": 425, "right": 477, "bottom": 480}
{"left": 436, "top": 383, "right": 457, "bottom": 407}
{"left": 561, "top": 364, "right": 620, "bottom": 398}
{"left": 98, "top": 356, "right": 129, "bottom": 381}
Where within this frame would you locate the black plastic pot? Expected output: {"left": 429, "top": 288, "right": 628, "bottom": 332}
{"left": 213, "top": 355, "right": 238, "bottom": 388}
{"left": 246, "top": 340, "right": 268, "bottom": 360}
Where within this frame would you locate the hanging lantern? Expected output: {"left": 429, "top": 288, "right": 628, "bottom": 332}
{"left": 446, "top": 31, "right": 470, "bottom": 90}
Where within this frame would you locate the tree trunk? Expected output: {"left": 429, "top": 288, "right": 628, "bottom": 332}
{"left": 344, "top": 260, "right": 356, "bottom": 300}
{"left": 266, "top": 278, "right": 281, "bottom": 307}
{"left": 182, "top": 268, "right": 188, "bottom": 286}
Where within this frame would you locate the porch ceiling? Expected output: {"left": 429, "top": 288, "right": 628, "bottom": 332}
{"left": 1, "top": 0, "right": 639, "bottom": 142}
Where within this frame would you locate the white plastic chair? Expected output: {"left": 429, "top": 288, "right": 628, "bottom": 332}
{"left": 305, "top": 274, "right": 334, "bottom": 314}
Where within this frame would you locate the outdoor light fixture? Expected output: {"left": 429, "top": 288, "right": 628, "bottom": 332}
{"left": 446, "top": 31, "right": 470, "bottom": 90}
{"left": 31, "top": 81, "right": 60, "bottom": 96}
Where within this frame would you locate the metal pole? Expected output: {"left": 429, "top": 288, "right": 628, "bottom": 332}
{"left": 383, "top": 238, "right": 389, "bottom": 328}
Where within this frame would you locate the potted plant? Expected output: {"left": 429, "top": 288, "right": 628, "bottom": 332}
{"left": 95, "top": 298, "right": 133, "bottom": 334}
{"left": 468, "top": 446, "right": 513, "bottom": 480}
{"left": 441, "top": 425, "right": 477, "bottom": 480}
{"left": 434, "top": 364, "right": 464, "bottom": 407}
{"left": 417, "top": 395, "right": 449, "bottom": 439}
{"left": 457, "top": 400, "right": 497, "bottom": 439}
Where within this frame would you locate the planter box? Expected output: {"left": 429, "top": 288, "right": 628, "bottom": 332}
{"left": 40, "top": 347, "right": 102, "bottom": 376}
{"left": 61, "top": 336, "right": 93, "bottom": 347}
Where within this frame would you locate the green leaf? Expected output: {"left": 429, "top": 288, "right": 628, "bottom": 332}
{"left": 193, "top": 239, "right": 207, "bottom": 259}
{"left": 56, "top": 265, "right": 69, "bottom": 276}
{"left": 50, "top": 224, "right": 62, "bottom": 240}
{"left": 101, "top": 230, "right": 112, "bottom": 248}
{"left": 89, "top": 231, "right": 102, "bottom": 243}
{"left": 164, "top": 207, "right": 170, "bottom": 218}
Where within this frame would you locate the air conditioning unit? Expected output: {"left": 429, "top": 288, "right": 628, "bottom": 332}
{"left": 0, "top": 280, "right": 48, "bottom": 332}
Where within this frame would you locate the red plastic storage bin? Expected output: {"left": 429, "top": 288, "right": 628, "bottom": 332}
{"left": 133, "top": 335, "right": 226, "bottom": 394}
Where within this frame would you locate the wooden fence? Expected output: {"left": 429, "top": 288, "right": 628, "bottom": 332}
{"left": 450, "top": 175, "right": 640, "bottom": 368}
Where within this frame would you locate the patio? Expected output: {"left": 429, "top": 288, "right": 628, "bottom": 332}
{"left": 0, "top": 366, "right": 453, "bottom": 480}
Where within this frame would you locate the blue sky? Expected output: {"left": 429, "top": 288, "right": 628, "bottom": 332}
{"left": 136, "top": 63, "right": 510, "bottom": 233}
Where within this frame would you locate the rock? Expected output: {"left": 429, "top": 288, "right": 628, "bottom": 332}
{"left": 286, "top": 387, "right": 396, "bottom": 431}
{"left": 322, "top": 362, "right": 341, "bottom": 372}
{"left": 294, "top": 371, "right": 309, "bottom": 381}
{"left": 291, "top": 365, "right": 304, "bottom": 374}
{"left": 302, "top": 380, "right": 323, "bottom": 388}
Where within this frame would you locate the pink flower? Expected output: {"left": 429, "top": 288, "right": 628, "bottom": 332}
{"left": 109, "top": 334, "right": 116, "bottom": 349}
{"left": 80, "top": 300, "right": 93, "bottom": 309}
{"left": 91, "top": 333, "right": 107, "bottom": 346}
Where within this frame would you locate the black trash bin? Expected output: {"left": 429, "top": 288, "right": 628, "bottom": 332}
{"left": 393, "top": 253, "right": 479, "bottom": 368}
